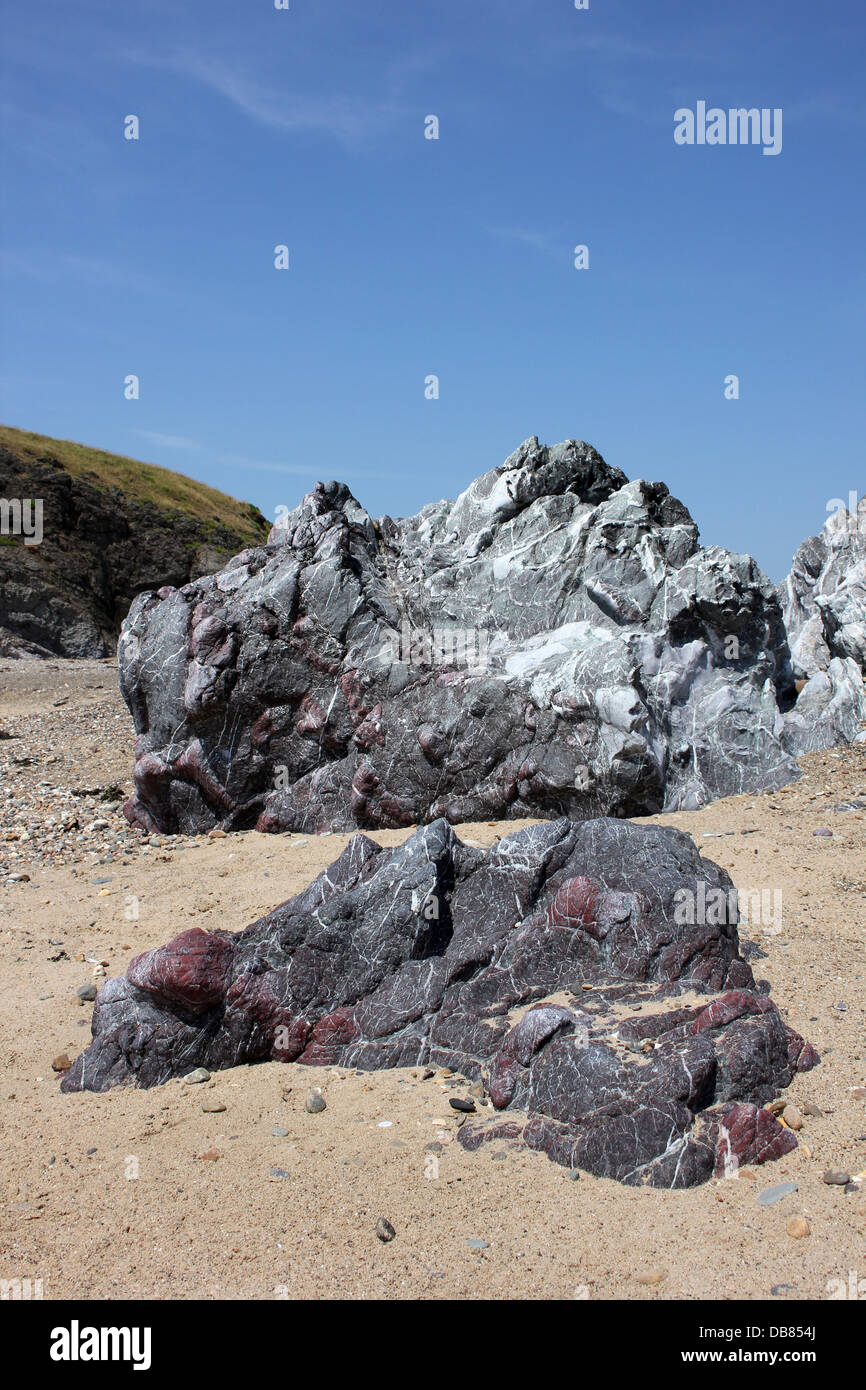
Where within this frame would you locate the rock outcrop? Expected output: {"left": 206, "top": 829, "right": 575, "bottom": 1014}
{"left": 0, "top": 431, "right": 269, "bottom": 658}
{"left": 119, "top": 436, "right": 817, "bottom": 835}
{"left": 779, "top": 493, "right": 866, "bottom": 754}
{"left": 61, "top": 816, "right": 817, "bottom": 1188}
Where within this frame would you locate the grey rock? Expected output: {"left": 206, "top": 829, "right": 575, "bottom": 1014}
{"left": 183, "top": 1067, "right": 210, "bottom": 1084}
{"left": 61, "top": 816, "right": 817, "bottom": 1189}
{"left": 271, "top": 1124, "right": 290, "bottom": 1137}
{"left": 375, "top": 1217, "right": 396, "bottom": 1242}
{"left": 822, "top": 1169, "right": 851, "bottom": 1185}
{"left": 118, "top": 437, "right": 823, "bottom": 837}
{"left": 779, "top": 493, "right": 866, "bottom": 752}
{"left": 757, "top": 1181, "right": 798, "bottom": 1206}
{"left": 76, "top": 983, "right": 98, "bottom": 1003}
{"left": 305, "top": 1090, "right": 327, "bottom": 1114}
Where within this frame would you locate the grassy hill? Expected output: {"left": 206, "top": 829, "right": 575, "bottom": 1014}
{"left": 0, "top": 424, "right": 273, "bottom": 657}
{"left": 0, "top": 424, "right": 268, "bottom": 545}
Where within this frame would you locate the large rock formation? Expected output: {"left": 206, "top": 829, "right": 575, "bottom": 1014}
{"left": 779, "top": 493, "right": 866, "bottom": 754}
{"left": 62, "top": 817, "right": 817, "bottom": 1188}
{"left": 0, "top": 431, "right": 269, "bottom": 658}
{"left": 119, "top": 436, "right": 817, "bottom": 835}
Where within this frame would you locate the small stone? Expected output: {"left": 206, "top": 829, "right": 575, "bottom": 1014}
{"left": 822, "top": 1169, "right": 851, "bottom": 1186}
{"left": 375, "top": 1217, "right": 396, "bottom": 1242}
{"left": 51, "top": 1053, "right": 71, "bottom": 1072}
{"left": 782, "top": 1104, "right": 803, "bottom": 1131}
{"left": 786, "top": 1216, "right": 810, "bottom": 1239}
{"left": 424, "top": 1142, "right": 443, "bottom": 1154}
{"left": 569, "top": 1169, "right": 581, "bottom": 1181}
{"left": 422, "top": 1069, "right": 435, "bottom": 1080}
{"left": 812, "top": 827, "right": 832, "bottom": 837}
{"left": 802, "top": 1101, "right": 824, "bottom": 1117}
{"left": 469, "top": 1082, "right": 484, "bottom": 1098}
{"left": 208, "top": 828, "right": 228, "bottom": 839}
{"left": 305, "top": 1090, "right": 326, "bottom": 1113}
{"left": 635, "top": 1268, "right": 667, "bottom": 1286}
{"left": 184, "top": 1067, "right": 210, "bottom": 1085}
{"left": 199, "top": 1149, "right": 220, "bottom": 1161}
{"left": 466, "top": 1238, "right": 488, "bottom": 1250}
{"left": 757, "top": 1181, "right": 798, "bottom": 1206}
{"left": 851, "top": 1087, "right": 866, "bottom": 1101}
{"left": 202, "top": 1099, "right": 226, "bottom": 1113}
{"left": 269, "top": 1167, "right": 288, "bottom": 1179}
{"left": 844, "top": 1183, "right": 861, "bottom": 1195}
{"left": 271, "top": 1125, "right": 289, "bottom": 1137}
{"left": 76, "top": 983, "right": 97, "bottom": 1002}
{"left": 449, "top": 1096, "right": 476, "bottom": 1113}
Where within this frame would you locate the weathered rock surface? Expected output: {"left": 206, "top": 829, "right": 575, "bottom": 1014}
{"left": 779, "top": 493, "right": 866, "bottom": 753}
{"left": 119, "top": 437, "right": 822, "bottom": 835}
{"left": 62, "top": 817, "right": 817, "bottom": 1187}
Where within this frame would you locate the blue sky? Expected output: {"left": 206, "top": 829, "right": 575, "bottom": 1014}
{"left": 1, "top": 0, "right": 864, "bottom": 580}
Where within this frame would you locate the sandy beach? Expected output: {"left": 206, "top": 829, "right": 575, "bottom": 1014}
{"left": 1, "top": 659, "right": 864, "bottom": 1301}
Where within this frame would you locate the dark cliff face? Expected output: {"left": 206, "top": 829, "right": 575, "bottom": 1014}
{"left": 0, "top": 444, "right": 269, "bottom": 658}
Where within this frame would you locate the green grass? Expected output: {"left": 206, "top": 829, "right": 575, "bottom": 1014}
{"left": 0, "top": 424, "right": 269, "bottom": 544}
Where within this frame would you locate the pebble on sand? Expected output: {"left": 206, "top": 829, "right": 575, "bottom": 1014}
{"left": 375, "top": 1218, "right": 396, "bottom": 1242}
{"left": 757, "top": 1181, "right": 798, "bottom": 1206}
{"left": 75, "top": 983, "right": 97, "bottom": 1003}
{"left": 786, "top": 1216, "right": 810, "bottom": 1239}
{"left": 782, "top": 1104, "right": 804, "bottom": 1131}
{"left": 184, "top": 1067, "right": 210, "bottom": 1085}
{"left": 449, "top": 1097, "right": 476, "bottom": 1113}
{"left": 305, "top": 1090, "right": 327, "bottom": 1114}
{"left": 202, "top": 1099, "right": 226, "bottom": 1113}
{"left": 822, "top": 1170, "right": 851, "bottom": 1186}
{"left": 51, "top": 1053, "right": 71, "bottom": 1072}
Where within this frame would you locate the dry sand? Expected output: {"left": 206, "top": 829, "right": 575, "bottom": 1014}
{"left": 1, "top": 660, "right": 864, "bottom": 1301}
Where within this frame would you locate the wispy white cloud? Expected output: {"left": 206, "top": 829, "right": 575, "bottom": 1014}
{"left": 220, "top": 452, "right": 403, "bottom": 482}
{"left": 487, "top": 226, "right": 568, "bottom": 264}
{"left": 136, "top": 430, "right": 201, "bottom": 451}
{"left": 0, "top": 247, "right": 159, "bottom": 293}
{"left": 139, "top": 51, "right": 405, "bottom": 145}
